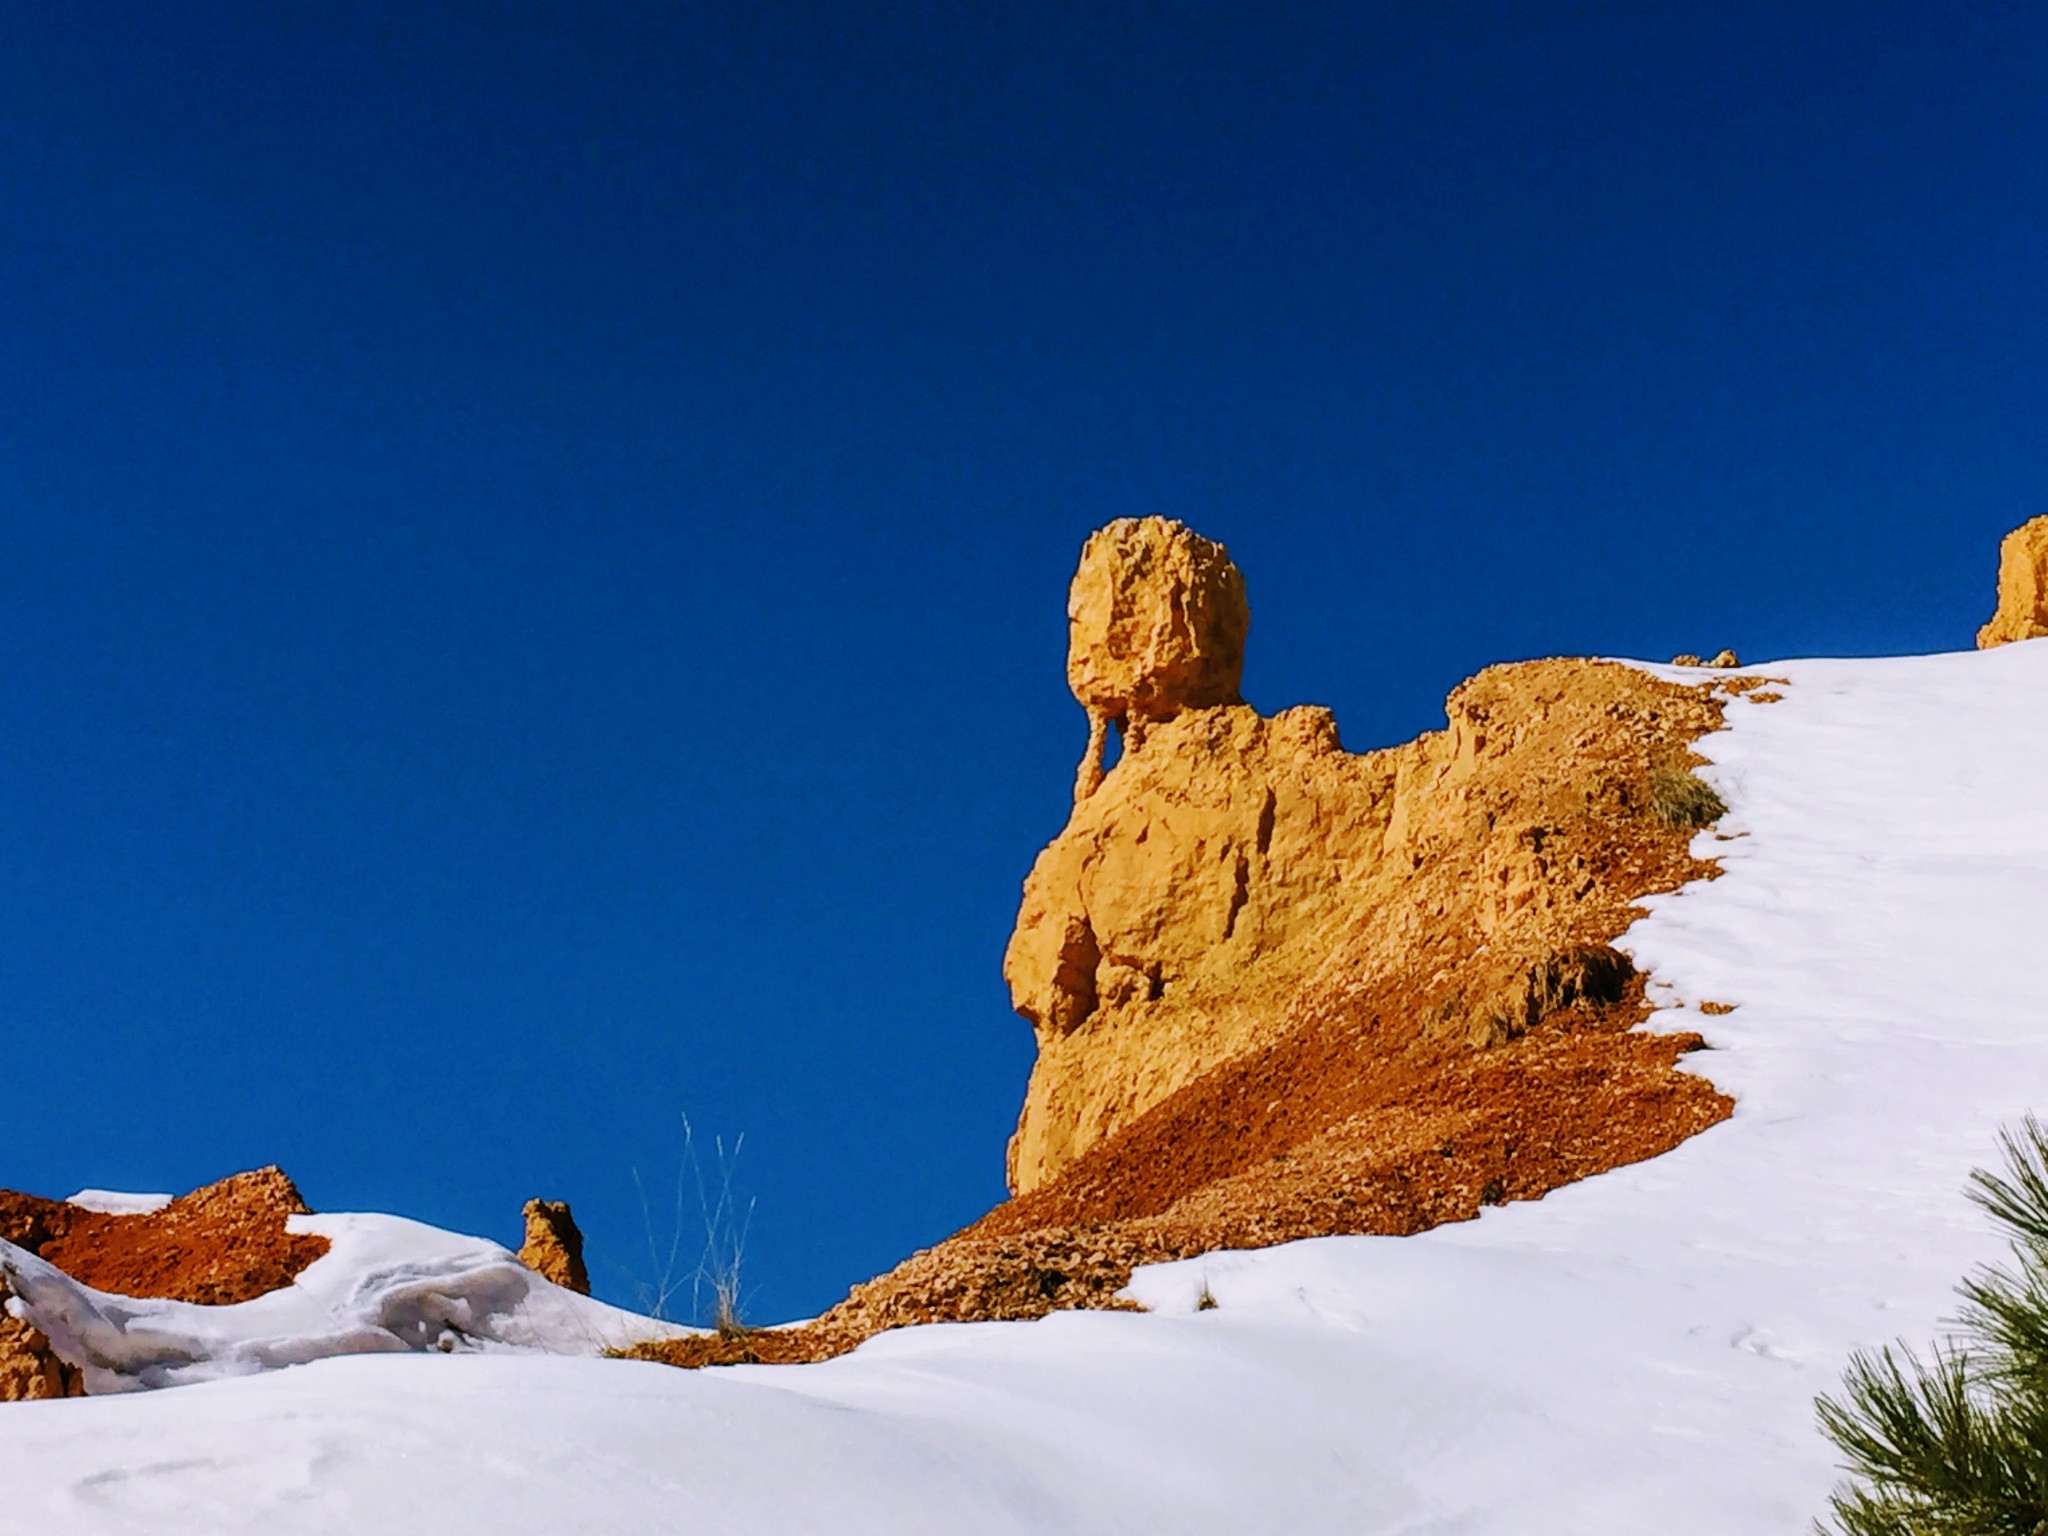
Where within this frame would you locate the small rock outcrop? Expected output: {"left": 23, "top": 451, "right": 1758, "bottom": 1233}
{"left": 1066, "top": 517, "right": 1249, "bottom": 803}
{"left": 1977, "top": 514, "right": 2048, "bottom": 649}
{"left": 518, "top": 1198, "right": 590, "bottom": 1294}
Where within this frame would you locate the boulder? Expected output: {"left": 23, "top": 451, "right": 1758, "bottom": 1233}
{"left": 1065, "top": 517, "right": 1248, "bottom": 802}
{"left": 0, "top": 1277, "right": 77, "bottom": 1400}
{"left": 518, "top": 1199, "right": 590, "bottom": 1294}
{"left": 1977, "top": 514, "right": 2048, "bottom": 648}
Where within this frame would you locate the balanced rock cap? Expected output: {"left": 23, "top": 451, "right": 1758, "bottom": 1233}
{"left": 1066, "top": 516, "right": 1248, "bottom": 722}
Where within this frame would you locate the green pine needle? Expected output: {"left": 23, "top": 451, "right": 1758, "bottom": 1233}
{"left": 1816, "top": 1119, "right": 2048, "bottom": 1534}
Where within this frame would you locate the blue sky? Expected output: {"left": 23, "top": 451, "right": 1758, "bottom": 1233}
{"left": 2, "top": 1, "right": 2044, "bottom": 1321}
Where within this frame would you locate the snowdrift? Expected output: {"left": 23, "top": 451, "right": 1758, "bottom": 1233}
{"left": 0, "top": 1212, "right": 682, "bottom": 1394}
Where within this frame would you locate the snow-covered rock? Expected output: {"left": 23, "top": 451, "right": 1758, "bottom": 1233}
{"left": 62, "top": 1191, "right": 173, "bottom": 1217}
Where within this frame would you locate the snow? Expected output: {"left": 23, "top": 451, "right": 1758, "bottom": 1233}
{"left": 1, "top": 1213, "right": 685, "bottom": 1394}
{"left": 63, "top": 1191, "right": 173, "bottom": 1216}
{"left": 4, "top": 641, "right": 2048, "bottom": 1533}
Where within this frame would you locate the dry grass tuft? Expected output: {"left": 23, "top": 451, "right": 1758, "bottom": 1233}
{"left": 1469, "top": 945, "right": 1636, "bottom": 1050}
{"left": 1647, "top": 766, "right": 1727, "bottom": 828}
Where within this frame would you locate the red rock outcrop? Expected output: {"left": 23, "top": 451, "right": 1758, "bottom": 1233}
{"left": 1978, "top": 514, "right": 2048, "bottom": 649}
{"left": 0, "top": 1168, "right": 328, "bottom": 1400}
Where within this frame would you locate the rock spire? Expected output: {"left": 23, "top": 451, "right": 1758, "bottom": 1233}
{"left": 1064, "top": 517, "right": 1248, "bottom": 803}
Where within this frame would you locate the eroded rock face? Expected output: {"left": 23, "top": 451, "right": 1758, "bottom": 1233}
{"left": 1977, "top": 514, "right": 2048, "bottom": 649}
{"left": 1066, "top": 517, "right": 1249, "bottom": 803}
{"left": 1004, "top": 520, "right": 1729, "bottom": 1195}
{"left": 518, "top": 1198, "right": 590, "bottom": 1295}
{"left": 1008, "top": 702, "right": 1373, "bottom": 1056}
{"left": 1005, "top": 698, "right": 1378, "bottom": 1189}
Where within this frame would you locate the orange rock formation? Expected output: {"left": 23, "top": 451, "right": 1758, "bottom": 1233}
{"left": 518, "top": 1198, "right": 591, "bottom": 1294}
{"left": 1005, "top": 526, "right": 1735, "bottom": 1195}
{"left": 1065, "top": 517, "right": 1249, "bottom": 803}
{"left": 0, "top": 1281, "right": 74, "bottom": 1401}
{"left": 1977, "top": 514, "right": 2048, "bottom": 649}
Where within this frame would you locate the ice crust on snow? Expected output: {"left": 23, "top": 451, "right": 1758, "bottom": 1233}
{"left": 3, "top": 641, "right": 2048, "bottom": 1533}
{"left": 0, "top": 1212, "right": 684, "bottom": 1394}
{"left": 61, "top": 1190, "right": 174, "bottom": 1215}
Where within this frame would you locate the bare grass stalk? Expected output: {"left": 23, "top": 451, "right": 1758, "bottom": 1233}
{"left": 630, "top": 1113, "right": 756, "bottom": 1335}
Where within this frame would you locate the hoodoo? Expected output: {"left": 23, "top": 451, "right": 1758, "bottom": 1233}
{"left": 518, "top": 1198, "right": 591, "bottom": 1295}
{"left": 1064, "top": 517, "right": 1249, "bottom": 803}
{"left": 1001, "top": 519, "right": 1736, "bottom": 1195}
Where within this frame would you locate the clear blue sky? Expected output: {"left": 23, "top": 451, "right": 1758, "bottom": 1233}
{"left": 2, "top": 2, "right": 2043, "bottom": 1322}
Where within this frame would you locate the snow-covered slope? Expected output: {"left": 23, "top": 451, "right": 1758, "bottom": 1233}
{"left": 5, "top": 642, "right": 2047, "bottom": 1535}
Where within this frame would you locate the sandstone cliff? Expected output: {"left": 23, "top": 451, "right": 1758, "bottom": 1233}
{"left": 1978, "top": 513, "right": 2048, "bottom": 649}
{"left": 1004, "top": 520, "right": 1739, "bottom": 1194}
